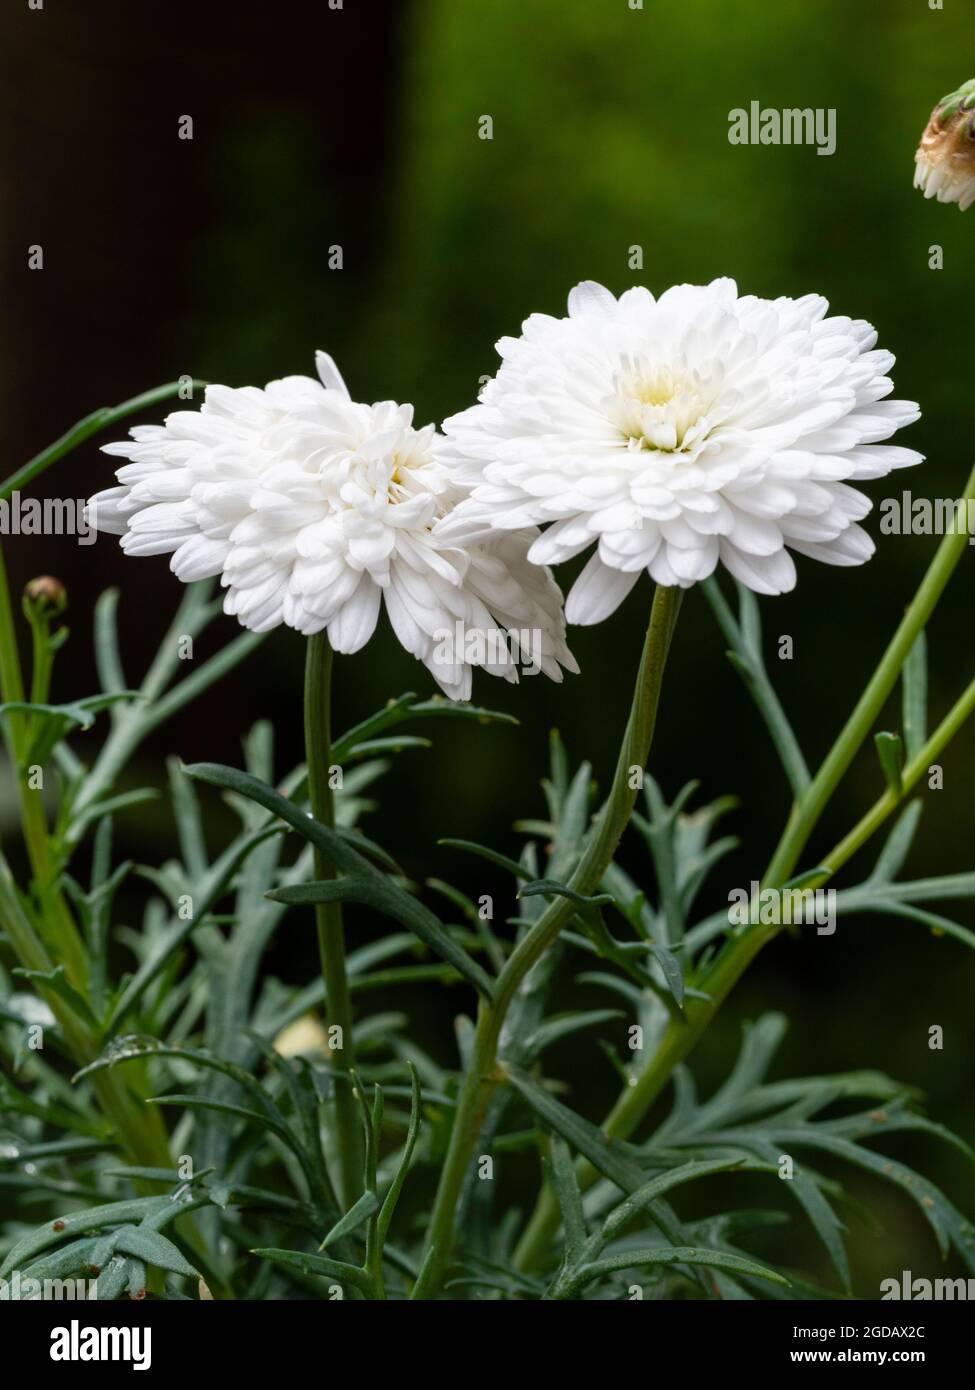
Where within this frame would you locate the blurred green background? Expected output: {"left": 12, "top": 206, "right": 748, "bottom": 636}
{"left": 3, "top": 0, "right": 973, "bottom": 1295}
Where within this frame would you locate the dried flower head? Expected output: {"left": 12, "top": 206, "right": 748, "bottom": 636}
{"left": 914, "top": 78, "right": 975, "bottom": 212}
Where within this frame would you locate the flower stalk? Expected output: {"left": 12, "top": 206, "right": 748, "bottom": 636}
{"left": 0, "top": 547, "right": 87, "bottom": 985}
{"left": 818, "top": 670, "right": 975, "bottom": 879}
{"left": 0, "top": 546, "right": 174, "bottom": 1173}
{"left": 762, "top": 462, "right": 975, "bottom": 888}
{"left": 412, "top": 583, "right": 682, "bottom": 1297}
{"left": 304, "top": 630, "right": 362, "bottom": 1209}
{"left": 513, "top": 463, "right": 975, "bottom": 1275}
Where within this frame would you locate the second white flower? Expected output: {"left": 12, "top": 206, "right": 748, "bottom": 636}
{"left": 438, "top": 279, "right": 923, "bottom": 622}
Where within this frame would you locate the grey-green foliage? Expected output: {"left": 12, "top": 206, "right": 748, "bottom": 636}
{"left": 2, "top": 574, "right": 974, "bottom": 1300}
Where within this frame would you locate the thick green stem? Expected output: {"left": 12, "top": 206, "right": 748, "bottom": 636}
{"left": 412, "top": 585, "right": 683, "bottom": 1298}
{"left": 514, "top": 474, "right": 975, "bottom": 1274}
{"left": 304, "top": 631, "right": 361, "bottom": 1210}
{"left": 762, "top": 465, "right": 975, "bottom": 888}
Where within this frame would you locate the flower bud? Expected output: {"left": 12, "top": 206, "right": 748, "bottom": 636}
{"left": 22, "top": 575, "right": 67, "bottom": 616}
{"left": 914, "top": 78, "right": 975, "bottom": 211}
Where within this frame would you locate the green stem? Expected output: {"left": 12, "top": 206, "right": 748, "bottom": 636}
{"left": 819, "top": 670, "right": 975, "bottom": 877}
{"left": 0, "top": 546, "right": 87, "bottom": 985}
{"left": 412, "top": 584, "right": 683, "bottom": 1298}
{"left": 304, "top": 631, "right": 361, "bottom": 1210}
{"left": 0, "top": 544, "right": 26, "bottom": 769}
{"left": 512, "top": 921, "right": 775, "bottom": 1272}
{"left": 0, "top": 381, "right": 207, "bottom": 504}
{"left": 0, "top": 850, "right": 172, "bottom": 1171}
{"left": 0, "top": 548, "right": 173, "bottom": 1175}
{"left": 701, "top": 577, "right": 811, "bottom": 798}
{"left": 514, "top": 474, "right": 975, "bottom": 1274}
{"left": 762, "top": 465, "right": 975, "bottom": 888}
{"left": 517, "top": 669, "right": 975, "bottom": 1267}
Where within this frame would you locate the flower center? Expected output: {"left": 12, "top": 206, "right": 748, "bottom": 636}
{"left": 614, "top": 366, "right": 715, "bottom": 456}
{"left": 631, "top": 369, "right": 682, "bottom": 408}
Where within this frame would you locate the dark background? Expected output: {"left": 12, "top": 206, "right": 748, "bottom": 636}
{"left": 2, "top": 0, "right": 973, "bottom": 1294}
